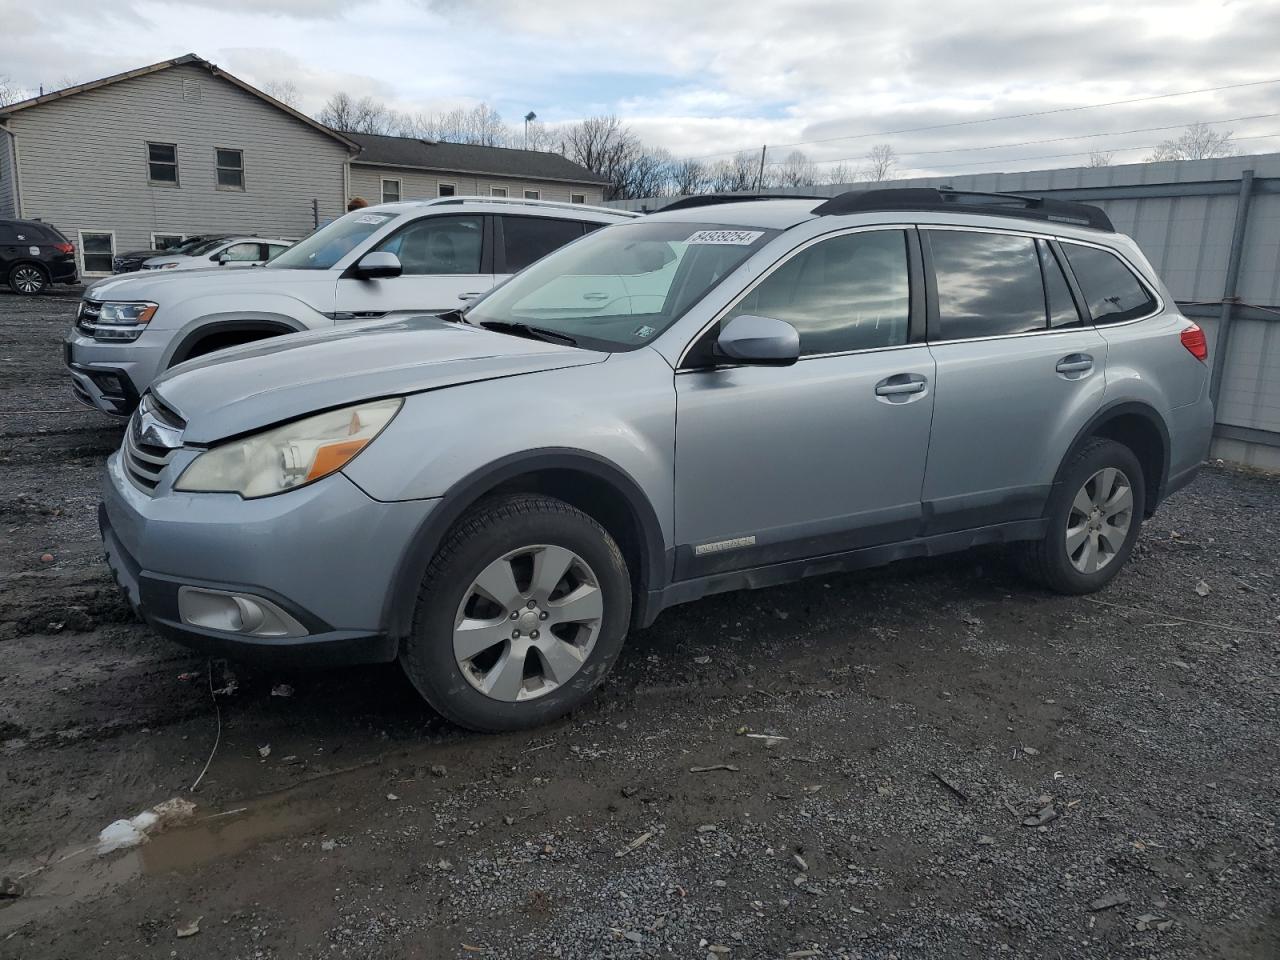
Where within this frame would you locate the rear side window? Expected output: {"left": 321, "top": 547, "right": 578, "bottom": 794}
{"left": 929, "top": 231, "right": 1045, "bottom": 340}
{"left": 727, "top": 229, "right": 910, "bottom": 356}
{"left": 1040, "top": 241, "right": 1082, "bottom": 329}
{"left": 502, "top": 216, "right": 583, "bottom": 272}
{"left": 1061, "top": 243, "right": 1157, "bottom": 324}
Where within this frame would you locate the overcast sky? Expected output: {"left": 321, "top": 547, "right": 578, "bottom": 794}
{"left": 3, "top": 0, "right": 1278, "bottom": 177}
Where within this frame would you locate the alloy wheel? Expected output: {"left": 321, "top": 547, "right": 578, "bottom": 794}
{"left": 1065, "top": 467, "right": 1133, "bottom": 574}
{"left": 12, "top": 265, "right": 46, "bottom": 295}
{"left": 453, "top": 544, "right": 604, "bottom": 702}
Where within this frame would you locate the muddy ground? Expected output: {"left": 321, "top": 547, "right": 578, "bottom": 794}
{"left": 0, "top": 291, "right": 1277, "bottom": 960}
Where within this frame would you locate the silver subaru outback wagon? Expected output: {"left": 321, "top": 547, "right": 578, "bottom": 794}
{"left": 99, "top": 188, "right": 1214, "bottom": 731}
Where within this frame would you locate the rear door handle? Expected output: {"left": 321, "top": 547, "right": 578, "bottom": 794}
{"left": 582, "top": 292, "right": 610, "bottom": 301}
{"left": 874, "top": 373, "right": 929, "bottom": 403}
{"left": 1055, "top": 353, "right": 1094, "bottom": 377}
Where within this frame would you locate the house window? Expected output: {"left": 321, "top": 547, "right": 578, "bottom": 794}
{"left": 215, "top": 149, "right": 244, "bottom": 190}
{"left": 523, "top": 189, "right": 540, "bottom": 200}
{"left": 437, "top": 183, "right": 456, "bottom": 197}
{"left": 79, "top": 231, "right": 115, "bottom": 274}
{"left": 151, "top": 233, "right": 185, "bottom": 251}
{"left": 148, "top": 143, "right": 178, "bottom": 185}
{"left": 490, "top": 186, "right": 509, "bottom": 197}
{"left": 570, "top": 193, "right": 586, "bottom": 204}
{"left": 381, "top": 178, "right": 402, "bottom": 203}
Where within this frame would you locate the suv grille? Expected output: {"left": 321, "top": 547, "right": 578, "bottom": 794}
{"left": 76, "top": 299, "right": 101, "bottom": 335}
{"left": 122, "top": 395, "right": 186, "bottom": 493}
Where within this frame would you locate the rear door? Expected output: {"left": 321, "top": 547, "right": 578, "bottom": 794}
{"left": 335, "top": 213, "right": 493, "bottom": 317}
{"left": 920, "top": 228, "right": 1108, "bottom": 532}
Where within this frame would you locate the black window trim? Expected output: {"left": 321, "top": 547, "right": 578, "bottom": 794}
{"left": 921, "top": 224, "right": 1164, "bottom": 345}
{"left": 147, "top": 141, "right": 179, "bottom": 187}
{"left": 493, "top": 214, "right": 588, "bottom": 274}
{"left": 678, "top": 223, "right": 925, "bottom": 370}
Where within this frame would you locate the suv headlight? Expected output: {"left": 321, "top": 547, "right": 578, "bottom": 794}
{"left": 174, "top": 398, "right": 402, "bottom": 498}
{"left": 88, "top": 301, "right": 158, "bottom": 341}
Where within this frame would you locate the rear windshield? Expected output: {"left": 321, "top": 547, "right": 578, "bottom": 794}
{"left": 466, "top": 221, "right": 776, "bottom": 351}
{"left": 268, "top": 211, "right": 401, "bottom": 271}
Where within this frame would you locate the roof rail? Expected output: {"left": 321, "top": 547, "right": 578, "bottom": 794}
{"left": 811, "top": 187, "right": 1113, "bottom": 231}
{"left": 659, "top": 193, "right": 827, "bottom": 212}
{"left": 412, "top": 195, "right": 640, "bottom": 218}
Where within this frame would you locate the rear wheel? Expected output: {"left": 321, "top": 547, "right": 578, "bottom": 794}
{"left": 400, "top": 495, "right": 632, "bottom": 731}
{"left": 8, "top": 263, "right": 49, "bottom": 295}
{"left": 1017, "top": 438, "right": 1145, "bottom": 594}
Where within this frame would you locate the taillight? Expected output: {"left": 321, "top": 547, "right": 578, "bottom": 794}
{"left": 53, "top": 242, "right": 74, "bottom": 255}
{"left": 1180, "top": 323, "right": 1208, "bottom": 362}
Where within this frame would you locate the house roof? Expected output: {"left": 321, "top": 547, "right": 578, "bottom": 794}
{"left": 0, "top": 54, "right": 358, "bottom": 152}
{"left": 346, "top": 132, "right": 608, "bottom": 185}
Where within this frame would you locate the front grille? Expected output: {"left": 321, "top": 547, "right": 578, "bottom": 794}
{"left": 76, "top": 299, "right": 101, "bottom": 335}
{"left": 122, "top": 394, "right": 186, "bottom": 493}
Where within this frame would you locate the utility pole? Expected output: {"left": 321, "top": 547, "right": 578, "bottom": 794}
{"left": 755, "top": 145, "right": 767, "bottom": 191}
{"left": 524, "top": 111, "right": 537, "bottom": 150}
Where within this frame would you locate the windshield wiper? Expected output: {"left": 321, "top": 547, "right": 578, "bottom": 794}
{"left": 477, "top": 320, "right": 578, "bottom": 347}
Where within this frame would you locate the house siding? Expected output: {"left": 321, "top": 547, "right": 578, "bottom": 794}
{"left": 0, "top": 129, "right": 16, "bottom": 218}
{"left": 5, "top": 64, "right": 350, "bottom": 273}
{"left": 348, "top": 163, "right": 604, "bottom": 206}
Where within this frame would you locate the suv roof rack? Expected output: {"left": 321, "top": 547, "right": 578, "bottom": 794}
{"left": 414, "top": 195, "right": 640, "bottom": 218}
{"left": 812, "top": 187, "right": 1114, "bottom": 231}
{"left": 659, "top": 193, "right": 827, "bottom": 212}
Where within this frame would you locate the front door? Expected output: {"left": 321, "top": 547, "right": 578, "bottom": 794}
{"left": 335, "top": 214, "right": 494, "bottom": 318}
{"left": 674, "top": 228, "right": 935, "bottom": 578}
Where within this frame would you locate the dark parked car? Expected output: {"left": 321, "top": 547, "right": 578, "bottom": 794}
{"left": 112, "top": 235, "right": 228, "bottom": 274}
{"left": 0, "top": 219, "right": 78, "bottom": 294}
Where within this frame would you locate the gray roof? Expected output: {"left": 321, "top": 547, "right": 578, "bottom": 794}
{"left": 347, "top": 132, "right": 607, "bottom": 185}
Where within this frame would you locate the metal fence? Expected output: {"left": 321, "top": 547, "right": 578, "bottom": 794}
{"left": 608, "top": 153, "right": 1280, "bottom": 470}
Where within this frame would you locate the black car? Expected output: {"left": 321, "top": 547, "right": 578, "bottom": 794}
{"left": 112, "top": 234, "right": 227, "bottom": 274}
{"left": 0, "top": 219, "right": 78, "bottom": 294}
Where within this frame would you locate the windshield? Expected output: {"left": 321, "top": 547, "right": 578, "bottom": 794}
{"left": 267, "top": 210, "right": 401, "bottom": 271}
{"left": 466, "top": 221, "right": 776, "bottom": 350}
{"left": 184, "top": 238, "right": 230, "bottom": 257}
{"left": 176, "top": 236, "right": 216, "bottom": 253}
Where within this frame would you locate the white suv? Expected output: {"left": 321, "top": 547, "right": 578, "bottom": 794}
{"left": 139, "top": 235, "right": 295, "bottom": 272}
{"left": 65, "top": 198, "right": 636, "bottom": 415}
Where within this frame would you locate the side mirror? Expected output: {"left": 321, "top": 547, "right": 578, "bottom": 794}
{"left": 214, "top": 253, "right": 229, "bottom": 264}
{"left": 714, "top": 314, "right": 800, "bottom": 366}
{"left": 355, "top": 251, "right": 402, "bottom": 279}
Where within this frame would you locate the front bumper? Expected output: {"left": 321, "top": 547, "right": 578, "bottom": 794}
{"left": 64, "top": 328, "right": 167, "bottom": 416}
{"left": 100, "top": 450, "right": 438, "bottom": 666}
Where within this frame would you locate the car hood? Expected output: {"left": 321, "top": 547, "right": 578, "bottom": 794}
{"left": 152, "top": 315, "right": 607, "bottom": 443}
{"left": 86, "top": 265, "right": 318, "bottom": 301}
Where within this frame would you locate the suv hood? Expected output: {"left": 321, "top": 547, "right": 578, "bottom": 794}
{"left": 152, "top": 315, "right": 607, "bottom": 443}
{"left": 86, "top": 265, "right": 313, "bottom": 301}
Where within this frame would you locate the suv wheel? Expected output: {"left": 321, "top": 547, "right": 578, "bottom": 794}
{"left": 1017, "top": 438, "right": 1146, "bottom": 594}
{"left": 8, "top": 263, "right": 49, "bottom": 295}
{"left": 400, "top": 495, "right": 632, "bottom": 731}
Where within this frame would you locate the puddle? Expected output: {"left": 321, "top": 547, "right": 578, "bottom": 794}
{"left": 0, "top": 785, "right": 334, "bottom": 937}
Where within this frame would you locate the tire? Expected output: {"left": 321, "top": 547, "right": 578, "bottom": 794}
{"left": 1016, "top": 437, "right": 1146, "bottom": 594}
{"left": 400, "top": 495, "right": 632, "bottom": 732}
{"left": 8, "top": 262, "right": 49, "bottom": 296}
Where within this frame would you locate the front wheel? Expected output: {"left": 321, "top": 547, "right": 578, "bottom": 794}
{"left": 1016, "top": 437, "right": 1146, "bottom": 594}
{"left": 400, "top": 495, "right": 632, "bottom": 732}
{"left": 8, "top": 263, "right": 49, "bottom": 295}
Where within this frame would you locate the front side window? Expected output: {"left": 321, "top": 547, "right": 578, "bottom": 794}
{"left": 725, "top": 229, "right": 910, "bottom": 356}
{"left": 215, "top": 149, "right": 244, "bottom": 189}
{"left": 377, "top": 215, "right": 482, "bottom": 275}
{"left": 501, "top": 216, "right": 582, "bottom": 273}
{"left": 1061, "top": 242, "right": 1157, "bottom": 324}
{"left": 929, "top": 231, "right": 1046, "bottom": 340}
{"left": 381, "top": 178, "right": 401, "bottom": 204}
{"left": 220, "top": 242, "right": 265, "bottom": 263}
{"left": 267, "top": 210, "right": 401, "bottom": 271}
{"left": 80, "top": 232, "right": 114, "bottom": 273}
{"left": 148, "top": 143, "right": 178, "bottom": 184}
{"left": 467, "top": 220, "right": 776, "bottom": 351}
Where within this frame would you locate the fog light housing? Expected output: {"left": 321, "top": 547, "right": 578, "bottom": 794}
{"left": 177, "top": 587, "right": 308, "bottom": 637}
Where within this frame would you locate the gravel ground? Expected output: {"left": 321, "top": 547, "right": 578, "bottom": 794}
{"left": 1, "top": 291, "right": 1277, "bottom": 960}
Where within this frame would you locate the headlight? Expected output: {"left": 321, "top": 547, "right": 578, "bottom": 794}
{"left": 99, "top": 302, "right": 158, "bottom": 324}
{"left": 174, "top": 398, "right": 402, "bottom": 498}
{"left": 86, "top": 301, "right": 158, "bottom": 341}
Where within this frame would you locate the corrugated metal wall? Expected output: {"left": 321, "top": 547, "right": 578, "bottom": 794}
{"left": 611, "top": 153, "right": 1280, "bottom": 469}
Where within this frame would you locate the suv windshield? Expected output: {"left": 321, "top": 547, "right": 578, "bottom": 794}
{"left": 466, "top": 221, "right": 776, "bottom": 350}
{"left": 268, "top": 211, "right": 401, "bottom": 271}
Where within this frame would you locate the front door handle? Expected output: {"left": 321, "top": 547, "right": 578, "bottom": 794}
{"left": 582, "top": 292, "right": 610, "bottom": 301}
{"left": 1055, "top": 354, "right": 1094, "bottom": 378}
{"left": 875, "top": 373, "right": 929, "bottom": 403}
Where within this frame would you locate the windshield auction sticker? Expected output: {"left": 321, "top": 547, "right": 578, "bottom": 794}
{"left": 685, "top": 230, "right": 764, "bottom": 245}
{"left": 355, "top": 214, "right": 392, "bottom": 225}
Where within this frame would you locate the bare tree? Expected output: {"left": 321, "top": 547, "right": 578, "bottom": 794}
{"left": 863, "top": 143, "right": 897, "bottom": 182}
{"left": 1148, "top": 122, "right": 1236, "bottom": 161}
{"left": 561, "top": 116, "right": 645, "bottom": 199}
{"left": 406, "top": 105, "right": 513, "bottom": 146}
{"left": 522, "top": 119, "right": 558, "bottom": 152}
{"left": 1086, "top": 150, "right": 1114, "bottom": 168}
{"left": 669, "top": 158, "right": 710, "bottom": 196}
{"left": 822, "top": 162, "right": 857, "bottom": 185}
{"left": 771, "top": 150, "right": 818, "bottom": 188}
{"left": 0, "top": 76, "right": 27, "bottom": 107}
{"left": 706, "top": 151, "right": 758, "bottom": 192}
{"left": 317, "top": 92, "right": 399, "bottom": 135}
{"left": 261, "top": 79, "right": 301, "bottom": 109}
